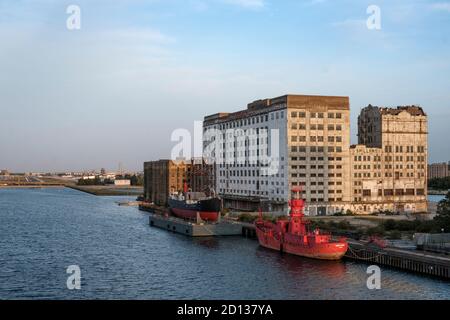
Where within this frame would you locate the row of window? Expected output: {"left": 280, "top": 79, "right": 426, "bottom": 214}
{"left": 219, "top": 179, "right": 285, "bottom": 187}
{"left": 384, "top": 145, "right": 426, "bottom": 153}
{"left": 292, "top": 173, "right": 343, "bottom": 178}
{"left": 291, "top": 111, "right": 343, "bottom": 119}
{"left": 291, "top": 135, "right": 343, "bottom": 143}
{"left": 291, "top": 156, "right": 343, "bottom": 162}
{"left": 353, "top": 164, "right": 425, "bottom": 170}
{"left": 292, "top": 165, "right": 343, "bottom": 170}
{"left": 291, "top": 123, "right": 343, "bottom": 131}
{"left": 291, "top": 146, "right": 343, "bottom": 153}
{"left": 218, "top": 158, "right": 285, "bottom": 168}
{"left": 216, "top": 111, "right": 285, "bottom": 130}
{"left": 354, "top": 189, "right": 425, "bottom": 197}
{"left": 354, "top": 172, "right": 425, "bottom": 178}
{"left": 291, "top": 181, "right": 343, "bottom": 186}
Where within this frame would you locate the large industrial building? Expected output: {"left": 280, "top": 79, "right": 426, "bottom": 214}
{"left": 143, "top": 159, "right": 214, "bottom": 207}
{"left": 350, "top": 105, "right": 428, "bottom": 214}
{"left": 203, "top": 94, "right": 429, "bottom": 215}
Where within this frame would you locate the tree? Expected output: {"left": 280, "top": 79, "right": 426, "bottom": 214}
{"left": 434, "top": 192, "right": 450, "bottom": 232}
{"left": 428, "top": 177, "right": 450, "bottom": 190}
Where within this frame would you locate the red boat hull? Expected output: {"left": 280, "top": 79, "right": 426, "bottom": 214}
{"left": 254, "top": 187, "right": 348, "bottom": 261}
{"left": 171, "top": 208, "right": 219, "bottom": 222}
{"left": 255, "top": 225, "right": 348, "bottom": 261}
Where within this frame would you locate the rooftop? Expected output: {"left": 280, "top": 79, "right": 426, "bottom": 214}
{"left": 204, "top": 94, "right": 350, "bottom": 124}
{"left": 366, "top": 104, "right": 427, "bottom": 116}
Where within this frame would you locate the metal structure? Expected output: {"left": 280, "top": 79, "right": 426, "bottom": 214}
{"left": 255, "top": 187, "right": 349, "bottom": 260}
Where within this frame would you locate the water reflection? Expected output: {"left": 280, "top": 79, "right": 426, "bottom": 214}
{"left": 0, "top": 188, "right": 449, "bottom": 300}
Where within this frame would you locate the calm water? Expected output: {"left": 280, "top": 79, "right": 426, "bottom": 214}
{"left": 0, "top": 188, "right": 449, "bottom": 300}
{"left": 429, "top": 195, "right": 446, "bottom": 203}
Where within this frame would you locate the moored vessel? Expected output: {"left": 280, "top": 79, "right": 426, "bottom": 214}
{"left": 255, "top": 187, "right": 348, "bottom": 260}
{"left": 168, "top": 184, "right": 221, "bottom": 222}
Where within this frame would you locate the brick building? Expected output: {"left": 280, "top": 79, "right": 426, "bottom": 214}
{"left": 143, "top": 159, "right": 214, "bottom": 207}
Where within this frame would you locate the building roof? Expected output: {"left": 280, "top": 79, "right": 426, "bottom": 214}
{"left": 204, "top": 94, "right": 350, "bottom": 125}
{"left": 366, "top": 104, "right": 426, "bottom": 116}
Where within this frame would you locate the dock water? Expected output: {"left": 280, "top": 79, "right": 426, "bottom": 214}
{"left": 139, "top": 205, "right": 450, "bottom": 280}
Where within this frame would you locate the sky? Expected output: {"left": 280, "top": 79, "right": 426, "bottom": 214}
{"left": 0, "top": 0, "right": 449, "bottom": 172}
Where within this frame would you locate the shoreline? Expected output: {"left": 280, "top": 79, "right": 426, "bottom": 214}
{"left": 0, "top": 185, "right": 64, "bottom": 189}
{"left": 66, "top": 185, "right": 143, "bottom": 196}
{"left": 0, "top": 184, "right": 143, "bottom": 196}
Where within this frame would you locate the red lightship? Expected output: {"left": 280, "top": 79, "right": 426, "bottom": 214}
{"left": 255, "top": 187, "right": 348, "bottom": 260}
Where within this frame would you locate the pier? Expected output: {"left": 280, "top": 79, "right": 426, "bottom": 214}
{"left": 345, "top": 240, "right": 450, "bottom": 279}
{"left": 140, "top": 205, "right": 244, "bottom": 237}
{"left": 239, "top": 223, "right": 450, "bottom": 280}
{"left": 149, "top": 214, "right": 244, "bottom": 237}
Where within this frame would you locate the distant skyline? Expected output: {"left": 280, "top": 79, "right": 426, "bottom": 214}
{"left": 1, "top": 0, "right": 450, "bottom": 172}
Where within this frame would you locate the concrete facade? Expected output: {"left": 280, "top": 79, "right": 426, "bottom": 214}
{"left": 203, "top": 94, "right": 351, "bottom": 215}
{"left": 203, "top": 95, "right": 429, "bottom": 215}
{"left": 352, "top": 105, "right": 428, "bottom": 214}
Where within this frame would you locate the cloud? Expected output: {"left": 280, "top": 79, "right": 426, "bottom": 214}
{"left": 221, "top": 0, "right": 265, "bottom": 9}
{"left": 431, "top": 2, "right": 450, "bottom": 12}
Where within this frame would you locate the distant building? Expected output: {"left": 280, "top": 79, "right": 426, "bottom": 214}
{"left": 143, "top": 159, "right": 214, "bottom": 207}
{"left": 114, "top": 179, "right": 131, "bottom": 186}
{"left": 81, "top": 175, "right": 97, "bottom": 180}
{"left": 428, "top": 163, "right": 449, "bottom": 179}
{"left": 0, "top": 170, "right": 10, "bottom": 176}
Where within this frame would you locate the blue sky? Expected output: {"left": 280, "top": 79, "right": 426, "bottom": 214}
{"left": 1, "top": 0, "right": 449, "bottom": 172}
